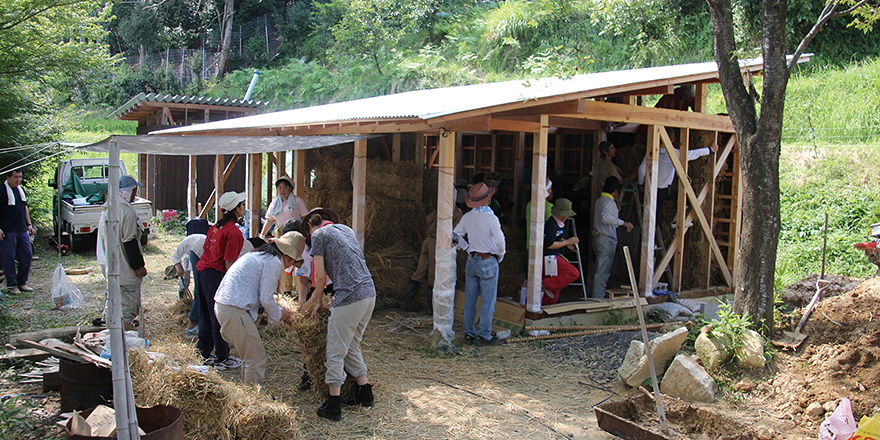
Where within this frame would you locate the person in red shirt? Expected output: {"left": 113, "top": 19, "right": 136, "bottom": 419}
{"left": 195, "top": 191, "right": 246, "bottom": 370}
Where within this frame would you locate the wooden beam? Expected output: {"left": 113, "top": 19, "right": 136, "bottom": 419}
{"left": 214, "top": 154, "right": 224, "bottom": 223}
{"left": 672, "top": 129, "right": 689, "bottom": 291}
{"left": 433, "top": 130, "right": 456, "bottom": 335}
{"left": 490, "top": 134, "right": 497, "bottom": 174}
{"left": 352, "top": 138, "right": 367, "bottom": 248}
{"left": 392, "top": 133, "right": 401, "bottom": 162}
{"left": 561, "top": 100, "right": 735, "bottom": 132}
{"left": 547, "top": 116, "right": 603, "bottom": 131}
{"left": 293, "top": 150, "right": 306, "bottom": 196}
{"left": 526, "top": 116, "right": 550, "bottom": 313}
{"left": 276, "top": 151, "right": 286, "bottom": 177}
{"left": 188, "top": 155, "right": 197, "bottom": 220}
{"left": 495, "top": 99, "right": 587, "bottom": 117}
{"left": 639, "top": 126, "right": 660, "bottom": 296}
{"left": 489, "top": 117, "right": 540, "bottom": 133}
{"left": 554, "top": 132, "right": 564, "bottom": 175}
{"left": 695, "top": 83, "right": 709, "bottom": 114}
{"left": 248, "top": 153, "right": 262, "bottom": 236}
{"left": 513, "top": 132, "right": 526, "bottom": 224}
{"left": 731, "top": 136, "right": 743, "bottom": 282}
{"left": 200, "top": 154, "right": 240, "bottom": 219}
{"left": 657, "top": 128, "right": 732, "bottom": 285}
{"left": 417, "top": 133, "right": 426, "bottom": 166}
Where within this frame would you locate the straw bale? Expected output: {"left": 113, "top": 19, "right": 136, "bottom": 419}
{"left": 129, "top": 346, "right": 299, "bottom": 440}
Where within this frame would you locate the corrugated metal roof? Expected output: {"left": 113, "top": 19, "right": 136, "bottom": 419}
{"left": 152, "top": 56, "right": 797, "bottom": 136}
{"left": 108, "top": 92, "right": 268, "bottom": 120}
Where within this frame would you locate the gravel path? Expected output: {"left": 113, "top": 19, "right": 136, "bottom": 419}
{"left": 540, "top": 330, "right": 659, "bottom": 384}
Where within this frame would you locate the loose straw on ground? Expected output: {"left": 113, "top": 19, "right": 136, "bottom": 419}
{"left": 507, "top": 323, "right": 673, "bottom": 343}
{"left": 525, "top": 323, "right": 666, "bottom": 332}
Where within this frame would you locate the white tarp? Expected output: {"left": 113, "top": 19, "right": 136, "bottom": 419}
{"left": 73, "top": 134, "right": 373, "bottom": 156}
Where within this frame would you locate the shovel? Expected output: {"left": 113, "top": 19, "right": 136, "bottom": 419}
{"left": 774, "top": 213, "right": 829, "bottom": 350}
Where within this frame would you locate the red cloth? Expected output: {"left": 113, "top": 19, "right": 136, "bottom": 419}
{"left": 196, "top": 222, "right": 244, "bottom": 273}
{"left": 541, "top": 256, "right": 580, "bottom": 305}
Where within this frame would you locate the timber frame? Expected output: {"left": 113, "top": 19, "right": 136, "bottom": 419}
{"left": 146, "top": 59, "right": 778, "bottom": 314}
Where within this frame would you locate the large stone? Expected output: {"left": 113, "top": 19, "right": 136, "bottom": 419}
{"left": 695, "top": 328, "right": 733, "bottom": 370}
{"left": 660, "top": 354, "right": 718, "bottom": 402}
{"left": 618, "top": 326, "right": 689, "bottom": 387}
{"left": 735, "top": 329, "right": 766, "bottom": 369}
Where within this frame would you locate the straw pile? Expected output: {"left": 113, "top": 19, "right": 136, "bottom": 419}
{"left": 128, "top": 342, "right": 298, "bottom": 440}
{"left": 286, "top": 294, "right": 357, "bottom": 401}
{"left": 303, "top": 145, "right": 423, "bottom": 302}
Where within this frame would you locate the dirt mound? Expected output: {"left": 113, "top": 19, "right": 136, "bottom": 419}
{"left": 746, "top": 277, "right": 880, "bottom": 437}
{"left": 779, "top": 273, "right": 864, "bottom": 306}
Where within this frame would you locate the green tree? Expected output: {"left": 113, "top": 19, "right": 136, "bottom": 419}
{"left": 330, "top": 0, "right": 423, "bottom": 74}
{"left": 707, "top": 0, "right": 878, "bottom": 336}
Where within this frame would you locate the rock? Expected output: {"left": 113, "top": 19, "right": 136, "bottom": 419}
{"left": 754, "top": 426, "right": 774, "bottom": 440}
{"left": 695, "top": 328, "right": 732, "bottom": 370}
{"left": 734, "top": 380, "right": 752, "bottom": 392}
{"left": 734, "top": 329, "right": 766, "bottom": 369}
{"left": 806, "top": 401, "right": 825, "bottom": 417}
{"left": 618, "top": 327, "right": 689, "bottom": 387}
{"left": 822, "top": 400, "right": 838, "bottom": 413}
{"left": 660, "top": 354, "right": 718, "bottom": 402}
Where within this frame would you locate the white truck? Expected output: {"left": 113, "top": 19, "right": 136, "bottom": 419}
{"left": 50, "top": 158, "right": 152, "bottom": 252}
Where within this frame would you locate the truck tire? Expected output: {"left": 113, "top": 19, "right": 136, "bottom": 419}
{"left": 67, "top": 230, "right": 78, "bottom": 253}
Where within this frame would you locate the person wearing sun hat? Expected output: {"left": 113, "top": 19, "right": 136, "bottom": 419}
{"left": 540, "top": 198, "right": 581, "bottom": 305}
{"left": 195, "top": 191, "right": 247, "bottom": 371}
{"left": 592, "top": 177, "right": 634, "bottom": 299}
{"left": 259, "top": 175, "right": 308, "bottom": 240}
{"left": 214, "top": 231, "right": 301, "bottom": 385}
{"left": 453, "top": 182, "right": 506, "bottom": 347}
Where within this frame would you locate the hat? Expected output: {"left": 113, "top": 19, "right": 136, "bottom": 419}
{"left": 274, "top": 231, "right": 305, "bottom": 262}
{"left": 301, "top": 207, "right": 339, "bottom": 236}
{"left": 551, "top": 198, "right": 576, "bottom": 217}
{"left": 218, "top": 191, "right": 246, "bottom": 213}
{"left": 455, "top": 178, "right": 469, "bottom": 188}
{"left": 485, "top": 178, "right": 500, "bottom": 188}
{"left": 238, "top": 239, "right": 255, "bottom": 257}
{"left": 466, "top": 182, "right": 495, "bottom": 208}
{"left": 119, "top": 175, "right": 143, "bottom": 189}
{"left": 275, "top": 175, "right": 294, "bottom": 189}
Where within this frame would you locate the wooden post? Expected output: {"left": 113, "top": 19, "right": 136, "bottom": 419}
{"left": 639, "top": 126, "right": 660, "bottom": 296}
{"left": 513, "top": 132, "right": 525, "bottom": 220}
{"left": 416, "top": 133, "right": 426, "bottom": 166}
{"left": 454, "top": 132, "right": 463, "bottom": 180}
{"left": 554, "top": 133, "right": 564, "bottom": 176}
{"left": 392, "top": 134, "right": 401, "bottom": 162}
{"left": 490, "top": 134, "right": 497, "bottom": 174}
{"left": 588, "top": 130, "right": 604, "bottom": 295}
{"left": 187, "top": 155, "right": 197, "bottom": 220}
{"left": 352, "top": 138, "right": 367, "bottom": 249}
{"left": 248, "top": 153, "right": 262, "bottom": 236}
{"left": 701, "top": 132, "right": 717, "bottom": 289}
{"left": 266, "top": 154, "right": 274, "bottom": 205}
{"left": 694, "top": 83, "right": 709, "bottom": 114}
{"left": 293, "top": 150, "right": 306, "bottom": 196}
{"left": 214, "top": 155, "right": 224, "bottom": 223}
{"left": 526, "top": 116, "right": 550, "bottom": 313}
{"left": 730, "top": 136, "right": 743, "bottom": 282}
{"left": 433, "top": 130, "right": 456, "bottom": 340}
{"left": 672, "top": 129, "right": 689, "bottom": 292}
{"left": 276, "top": 151, "right": 286, "bottom": 177}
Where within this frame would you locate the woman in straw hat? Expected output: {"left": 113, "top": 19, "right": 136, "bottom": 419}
{"left": 259, "top": 175, "right": 308, "bottom": 239}
{"left": 541, "top": 198, "right": 581, "bottom": 305}
{"left": 453, "top": 182, "right": 506, "bottom": 346}
{"left": 214, "top": 231, "right": 302, "bottom": 385}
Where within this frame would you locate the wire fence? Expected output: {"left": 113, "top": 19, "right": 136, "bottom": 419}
{"left": 122, "top": 14, "right": 281, "bottom": 87}
{"left": 781, "top": 126, "right": 880, "bottom": 145}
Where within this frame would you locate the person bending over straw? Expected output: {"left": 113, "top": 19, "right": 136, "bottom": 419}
{"left": 214, "top": 231, "right": 302, "bottom": 385}
{"left": 303, "top": 208, "right": 376, "bottom": 421}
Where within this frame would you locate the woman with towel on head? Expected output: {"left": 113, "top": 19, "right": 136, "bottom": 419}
{"left": 259, "top": 176, "right": 308, "bottom": 240}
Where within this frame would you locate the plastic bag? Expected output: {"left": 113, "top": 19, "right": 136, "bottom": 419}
{"left": 51, "top": 263, "right": 84, "bottom": 309}
{"left": 819, "top": 398, "right": 856, "bottom": 440}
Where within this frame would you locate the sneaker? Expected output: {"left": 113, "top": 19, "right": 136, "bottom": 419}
{"left": 464, "top": 335, "right": 476, "bottom": 346}
{"left": 17, "top": 285, "right": 33, "bottom": 292}
{"left": 4, "top": 287, "right": 20, "bottom": 295}
{"left": 212, "top": 356, "right": 242, "bottom": 371}
{"left": 203, "top": 355, "right": 218, "bottom": 367}
{"left": 475, "top": 336, "right": 502, "bottom": 346}
{"left": 185, "top": 327, "right": 198, "bottom": 339}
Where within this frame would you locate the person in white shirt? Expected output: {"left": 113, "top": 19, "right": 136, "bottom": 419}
{"left": 592, "top": 177, "right": 634, "bottom": 299}
{"left": 637, "top": 131, "right": 718, "bottom": 226}
{"left": 453, "top": 182, "right": 506, "bottom": 346}
{"left": 259, "top": 176, "right": 308, "bottom": 239}
{"left": 213, "top": 231, "right": 302, "bottom": 385}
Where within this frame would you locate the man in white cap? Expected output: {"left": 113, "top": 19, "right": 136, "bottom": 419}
{"left": 453, "top": 182, "right": 506, "bottom": 346}
{"left": 98, "top": 175, "right": 147, "bottom": 330}
{"left": 0, "top": 169, "right": 36, "bottom": 295}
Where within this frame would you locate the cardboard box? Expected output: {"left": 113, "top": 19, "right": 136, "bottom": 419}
{"left": 453, "top": 289, "right": 525, "bottom": 333}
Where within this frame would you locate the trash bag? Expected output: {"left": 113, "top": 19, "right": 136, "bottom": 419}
{"left": 818, "top": 398, "right": 857, "bottom": 440}
{"left": 51, "top": 263, "right": 84, "bottom": 309}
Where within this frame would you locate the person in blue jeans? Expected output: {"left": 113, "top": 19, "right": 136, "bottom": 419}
{"left": 0, "top": 170, "right": 35, "bottom": 295}
{"left": 591, "top": 177, "right": 633, "bottom": 299}
{"left": 453, "top": 182, "right": 507, "bottom": 346}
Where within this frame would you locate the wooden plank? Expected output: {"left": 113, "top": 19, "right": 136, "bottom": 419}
{"left": 547, "top": 116, "right": 603, "bottom": 131}
{"left": 200, "top": 154, "right": 240, "bottom": 219}
{"left": 0, "top": 348, "right": 50, "bottom": 368}
{"left": 563, "top": 100, "right": 735, "bottom": 132}
{"left": 639, "top": 126, "right": 660, "bottom": 295}
{"left": 9, "top": 326, "right": 103, "bottom": 347}
{"left": 672, "top": 128, "right": 689, "bottom": 291}
{"left": 188, "top": 155, "right": 197, "bottom": 220}
{"left": 526, "top": 116, "right": 550, "bottom": 314}
{"left": 392, "top": 133, "right": 401, "bottom": 162}
{"left": 657, "top": 129, "right": 732, "bottom": 285}
{"left": 489, "top": 117, "right": 539, "bottom": 133}
{"left": 495, "top": 99, "right": 587, "bottom": 117}
{"left": 352, "top": 138, "right": 367, "bottom": 249}
{"left": 18, "top": 339, "right": 110, "bottom": 368}
{"left": 701, "top": 132, "right": 718, "bottom": 289}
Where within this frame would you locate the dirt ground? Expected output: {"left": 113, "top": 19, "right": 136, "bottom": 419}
{"left": 2, "top": 230, "right": 878, "bottom": 439}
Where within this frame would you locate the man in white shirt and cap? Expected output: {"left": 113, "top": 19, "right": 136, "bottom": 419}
{"left": 453, "top": 182, "right": 506, "bottom": 346}
{"left": 592, "top": 177, "right": 633, "bottom": 299}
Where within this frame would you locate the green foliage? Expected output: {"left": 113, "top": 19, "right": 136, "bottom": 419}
{"left": 600, "top": 308, "right": 627, "bottom": 326}
{"left": 710, "top": 301, "right": 752, "bottom": 358}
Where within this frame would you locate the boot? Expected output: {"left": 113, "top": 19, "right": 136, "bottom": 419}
{"left": 297, "top": 370, "right": 312, "bottom": 391}
{"left": 399, "top": 280, "right": 421, "bottom": 311}
{"left": 343, "top": 383, "right": 374, "bottom": 407}
{"left": 316, "top": 395, "right": 342, "bottom": 421}
{"left": 426, "top": 286, "right": 434, "bottom": 315}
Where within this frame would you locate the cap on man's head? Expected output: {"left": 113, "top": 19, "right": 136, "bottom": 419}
{"left": 119, "top": 175, "right": 143, "bottom": 189}
{"left": 218, "top": 191, "right": 246, "bottom": 213}
{"left": 602, "top": 176, "right": 623, "bottom": 193}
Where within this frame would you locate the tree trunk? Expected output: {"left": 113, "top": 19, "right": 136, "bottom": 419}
{"left": 708, "top": 0, "right": 789, "bottom": 337}
{"left": 217, "top": 0, "right": 234, "bottom": 78}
